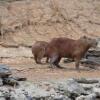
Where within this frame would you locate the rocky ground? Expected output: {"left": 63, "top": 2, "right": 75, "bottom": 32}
{"left": 0, "top": 77, "right": 100, "bottom": 100}
{"left": 0, "top": 0, "right": 100, "bottom": 81}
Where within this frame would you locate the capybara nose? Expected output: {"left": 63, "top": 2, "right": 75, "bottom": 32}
{"left": 94, "top": 41, "right": 98, "bottom": 47}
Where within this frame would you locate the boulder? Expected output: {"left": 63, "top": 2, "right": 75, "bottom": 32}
{"left": 57, "top": 79, "right": 86, "bottom": 97}
{"left": 3, "top": 77, "right": 19, "bottom": 86}
{"left": 75, "top": 78, "right": 99, "bottom": 84}
{"left": 76, "top": 93, "right": 97, "bottom": 100}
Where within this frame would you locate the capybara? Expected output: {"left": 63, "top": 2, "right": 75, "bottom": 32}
{"left": 32, "top": 41, "right": 49, "bottom": 64}
{"left": 46, "top": 36, "right": 98, "bottom": 71}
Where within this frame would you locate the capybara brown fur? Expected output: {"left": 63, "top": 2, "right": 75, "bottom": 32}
{"left": 32, "top": 41, "right": 49, "bottom": 64}
{"left": 46, "top": 36, "right": 98, "bottom": 70}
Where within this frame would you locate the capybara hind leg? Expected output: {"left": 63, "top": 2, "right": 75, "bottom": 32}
{"left": 55, "top": 63, "right": 62, "bottom": 69}
{"left": 46, "top": 57, "right": 49, "bottom": 63}
{"left": 49, "top": 55, "right": 59, "bottom": 68}
{"left": 54, "top": 57, "right": 63, "bottom": 69}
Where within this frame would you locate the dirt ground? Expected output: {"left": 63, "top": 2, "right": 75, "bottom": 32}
{"left": 1, "top": 58, "right": 100, "bottom": 82}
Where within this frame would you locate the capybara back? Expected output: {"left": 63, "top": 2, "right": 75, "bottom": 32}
{"left": 46, "top": 36, "right": 97, "bottom": 70}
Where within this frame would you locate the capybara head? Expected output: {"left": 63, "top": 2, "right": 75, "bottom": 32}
{"left": 79, "top": 36, "right": 98, "bottom": 48}
{"left": 32, "top": 41, "right": 49, "bottom": 64}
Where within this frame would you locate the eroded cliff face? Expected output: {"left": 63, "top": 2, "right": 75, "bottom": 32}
{"left": 0, "top": 0, "right": 100, "bottom": 58}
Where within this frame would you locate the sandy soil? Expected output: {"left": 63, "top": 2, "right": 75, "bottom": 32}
{"left": 2, "top": 58, "right": 100, "bottom": 82}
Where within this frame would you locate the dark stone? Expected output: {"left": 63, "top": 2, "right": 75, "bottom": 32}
{"left": 75, "top": 78, "right": 99, "bottom": 84}
{"left": 86, "top": 50, "right": 100, "bottom": 58}
{"left": 9, "top": 76, "right": 27, "bottom": 81}
{"left": 3, "top": 77, "right": 19, "bottom": 86}
{"left": 0, "top": 64, "right": 12, "bottom": 78}
{"left": 63, "top": 58, "right": 74, "bottom": 63}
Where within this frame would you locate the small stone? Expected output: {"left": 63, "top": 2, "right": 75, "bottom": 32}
{"left": 51, "top": 95, "right": 71, "bottom": 100}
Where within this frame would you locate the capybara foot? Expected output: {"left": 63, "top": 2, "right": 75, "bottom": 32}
{"left": 76, "top": 69, "right": 81, "bottom": 73}
{"left": 36, "top": 61, "right": 42, "bottom": 64}
{"left": 54, "top": 63, "right": 65, "bottom": 69}
{"left": 46, "top": 60, "right": 49, "bottom": 63}
{"left": 49, "top": 64, "right": 56, "bottom": 69}
{"left": 56, "top": 65, "right": 65, "bottom": 69}
{"left": 46, "top": 58, "right": 49, "bottom": 63}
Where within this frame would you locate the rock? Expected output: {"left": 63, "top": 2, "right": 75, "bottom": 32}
{"left": 86, "top": 50, "right": 100, "bottom": 58}
{"left": 57, "top": 79, "right": 86, "bottom": 97}
{"left": 10, "top": 89, "right": 26, "bottom": 100}
{"left": 81, "top": 48, "right": 100, "bottom": 68}
{"left": 86, "top": 57, "right": 100, "bottom": 65}
{"left": 0, "top": 65, "right": 27, "bottom": 86}
{"left": 76, "top": 93, "right": 97, "bottom": 100}
{"left": 3, "top": 77, "right": 19, "bottom": 86}
{"left": 0, "top": 64, "right": 12, "bottom": 78}
{"left": 0, "top": 98, "right": 5, "bottom": 100}
{"left": 97, "top": 39, "right": 100, "bottom": 48}
{"left": 0, "top": 78, "right": 3, "bottom": 86}
{"left": 80, "top": 84, "right": 94, "bottom": 95}
{"left": 0, "top": 78, "right": 100, "bottom": 100}
{"left": 9, "top": 76, "right": 27, "bottom": 81}
{"left": 0, "top": 87, "right": 11, "bottom": 100}
{"left": 93, "top": 87, "right": 100, "bottom": 97}
{"left": 81, "top": 59, "right": 100, "bottom": 69}
{"left": 75, "top": 78, "right": 99, "bottom": 84}
{"left": 0, "top": 92, "right": 6, "bottom": 100}
{"left": 81, "top": 58, "right": 100, "bottom": 65}
{"left": 19, "top": 82, "right": 54, "bottom": 99}
{"left": 24, "top": 94, "right": 33, "bottom": 100}
{"left": 63, "top": 58, "right": 74, "bottom": 63}
{"left": 51, "top": 95, "right": 71, "bottom": 100}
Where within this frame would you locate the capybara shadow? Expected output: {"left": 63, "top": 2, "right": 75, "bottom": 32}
{"left": 46, "top": 36, "right": 98, "bottom": 71}
{"left": 32, "top": 41, "right": 49, "bottom": 64}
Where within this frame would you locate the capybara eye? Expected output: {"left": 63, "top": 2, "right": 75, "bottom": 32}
{"left": 83, "top": 36, "right": 86, "bottom": 38}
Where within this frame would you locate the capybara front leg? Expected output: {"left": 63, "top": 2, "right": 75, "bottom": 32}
{"left": 34, "top": 55, "right": 38, "bottom": 63}
{"left": 75, "top": 59, "right": 80, "bottom": 72}
{"left": 34, "top": 55, "right": 41, "bottom": 64}
{"left": 36, "top": 58, "right": 42, "bottom": 64}
{"left": 37, "top": 52, "right": 45, "bottom": 64}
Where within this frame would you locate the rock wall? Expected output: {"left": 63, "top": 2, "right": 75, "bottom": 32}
{"left": 0, "top": 0, "right": 100, "bottom": 58}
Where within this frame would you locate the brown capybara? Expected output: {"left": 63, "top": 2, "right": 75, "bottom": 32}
{"left": 46, "top": 36, "right": 98, "bottom": 71}
{"left": 32, "top": 41, "right": 49, "bottom": 64}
